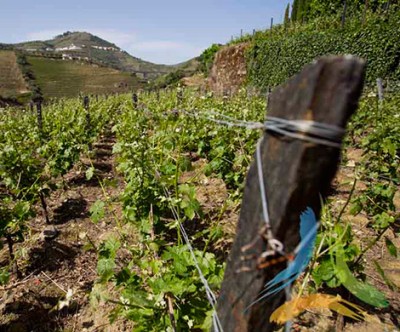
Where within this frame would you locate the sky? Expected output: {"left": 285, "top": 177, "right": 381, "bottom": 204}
{"left": 1, "top": 0, "right": 290, "bottom": 65}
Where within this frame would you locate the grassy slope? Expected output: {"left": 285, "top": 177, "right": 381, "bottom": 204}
{"left": 16, "top": 32, "right": 175, "bottom": 76}
{"left": 0, "top": 51, "right": 29, "bottom": 99}
{"left": 28, "top": 57, "right": 142, "bottom": 99}
{"left": 15, "top": 32, "right": 202, "bottom": 77}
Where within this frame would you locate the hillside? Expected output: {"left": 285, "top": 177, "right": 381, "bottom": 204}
{"left": 27, "top": 56, "right": 143, "bottom": 99}
{"left": 0, "top": 31, "right": 203, "bottom": 100}
{"left": 0, "top": 50, "right": 30, "bottom": 103}
{"left": 14, "top": 32, "right": 186, "bottom": 79}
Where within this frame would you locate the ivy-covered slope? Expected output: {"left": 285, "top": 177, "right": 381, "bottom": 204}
{"left": 247, "top": 11, "right": 400, "bottom": 90}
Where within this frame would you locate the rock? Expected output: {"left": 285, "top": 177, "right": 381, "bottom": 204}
{"left": 42, "top": 225, "right": 59, "bottom": 241}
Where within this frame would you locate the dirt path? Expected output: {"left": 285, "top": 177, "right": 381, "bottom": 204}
{"left": 0, "top": 129, "right": 130, "bottom": 332}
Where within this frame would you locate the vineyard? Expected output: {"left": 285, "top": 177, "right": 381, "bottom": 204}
{"left": 0, "top": 57, "right": 399, "bottom": 331}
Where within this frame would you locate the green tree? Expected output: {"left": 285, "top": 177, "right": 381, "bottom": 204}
{"left": 284, "top": 3, "right": 291, "bottom": 25}
{"left": 298, "top": 0, "right": 306, "bottom": 21}
{"left": 292, "top": 0, "right": 299, "bottom": 21}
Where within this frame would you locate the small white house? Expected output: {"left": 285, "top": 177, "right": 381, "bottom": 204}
{"left": 62, "top": 53, "right": 73, "bottom": 60}
{"left": 56, "top": 44, "right": 82, "bottom": 52}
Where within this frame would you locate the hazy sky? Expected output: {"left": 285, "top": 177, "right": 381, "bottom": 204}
{"left": 1, "top": 0, "right": 290, "bottom": 65}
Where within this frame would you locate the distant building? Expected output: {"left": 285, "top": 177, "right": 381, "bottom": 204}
{"left": 62, "top": 53, "right": 73, "bottom": 60}
{"left": 55, "top": 44, "right": 82, "bottom": 52}
{"left": 91, "top": 45, "right": 119, "bottom": 51}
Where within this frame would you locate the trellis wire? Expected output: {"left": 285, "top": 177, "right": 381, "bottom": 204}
{"left": 139, "top": 104, "right": 343, "bottom": 330}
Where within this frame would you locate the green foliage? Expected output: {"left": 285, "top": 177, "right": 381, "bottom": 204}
{"left": 90, "top": 200, "right": 105, "bottom": 223}
{"left": 247, "top": 10, "right": 400, "bottom": 89}
{"left": 198, "top": 44, "right": 222, "bottom": 74}
{"left": 309, "top": 90, "right": 399, "bottom": 307}
{"left": 93, "top": 88, "right": 266, "bottom": 329}
{"left": 292, "top": 0, "right": 299, "bottom": 21}
{"left": 292, "top": 0, "right": 399, "bottom": 21}
{"left": 98, "top": 243, "right": 224, "bottom": 331}
{"left": 150, "top": 69, "right": 186, "bottom": 90}
{"left": 0, "top": 268, "right": 10, "bottom": 285}
{"left": 284, "top": 3, "right": 291, "bottom": 26}
{"left": 0, "top": 94, "right": 119, "bottom": 283}
{"left": 348, "top": 94, "right": 399, "bottom": 230}
{"left": 26, "top": 56, "right": 141, "bottom": 99}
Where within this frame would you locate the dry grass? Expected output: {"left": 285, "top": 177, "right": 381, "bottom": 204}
{"left": 0, "top": 51, "right": 30, "bottom": 99}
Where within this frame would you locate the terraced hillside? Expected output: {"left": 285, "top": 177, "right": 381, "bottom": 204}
{"left": 0, "top": 51, "right": 30, "bottom": 101}
{"left": 15, "top": 32, "right": 174, "bottom": 78}
{"left": 28, "top": 56, "right": 143, "bottom": 99}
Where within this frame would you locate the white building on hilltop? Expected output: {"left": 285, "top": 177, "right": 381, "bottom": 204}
{"left": 55, "top": 44, "right": 82, "bottom": 52}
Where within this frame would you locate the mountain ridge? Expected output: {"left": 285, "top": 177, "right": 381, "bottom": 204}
{"left": 3, "top": 31, "right": 199, "bottom": 79}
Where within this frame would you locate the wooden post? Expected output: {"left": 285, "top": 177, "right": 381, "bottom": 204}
{"left": 177, "top": 88, "right": 183, "bottom": 106}
{"left": 83, "top": 96, "right": 90, "bottom": 129}
{"left": 270, "top": 17, "right": 274, "bottom": 30}
{"left": 377, "top": 78, "right": 384, "bottom": 103}
{"left": 241, "top": 29, "right": 243, "bottom": 38}
{"left": 215, "top": 56, "right": 365, "bottom": 331}
{"left": 36, "top": 101, "right": 43, "bottom": 132}
{"left": 132, "top": 93, "right": 138, "bottom": 108}
{"left": 341, "top": 0, "right": 347, "bottom": 28}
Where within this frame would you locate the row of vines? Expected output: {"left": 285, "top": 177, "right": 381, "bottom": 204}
{"left": 90, "top": 88, "right": 398, "bottom": 330}
{"left": 0, "top": 97, "right": 117, "bottom": 282}
{"left": 0, "top": 85, "right": 398, "bottom": 330}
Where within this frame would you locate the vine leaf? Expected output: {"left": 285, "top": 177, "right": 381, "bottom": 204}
{"left": 86, "top": 167, "right": 95, "bottom": 180}
{"left": 384, "top": 237, "right": 397, "bottom": 258}
{"left": 335, "top": 249, "right": 389, "bottom": 308}
{"left": 90, "top": 200, "right": 105, "bottom": 223}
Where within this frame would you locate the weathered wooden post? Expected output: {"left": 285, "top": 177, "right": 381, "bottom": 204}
{"left": 342, "top": 0, "right": 347, "bottom": 28}
{"left": 177, "top": 88, "right": 183, "bottom": 106}
{"left": 377, "top": 78, "right": 384, "bottom": 103}
{"left": 132, "top": 93, "right": 138, "bottom": 108}
{"left": 83, "top": 95, "right": 90, "bottom": 129}
{"left": 36, "top": 101, "right": 43, "bottom": 133}
{"left": 215, "top": 56, "right": 365, "bottom": 331}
